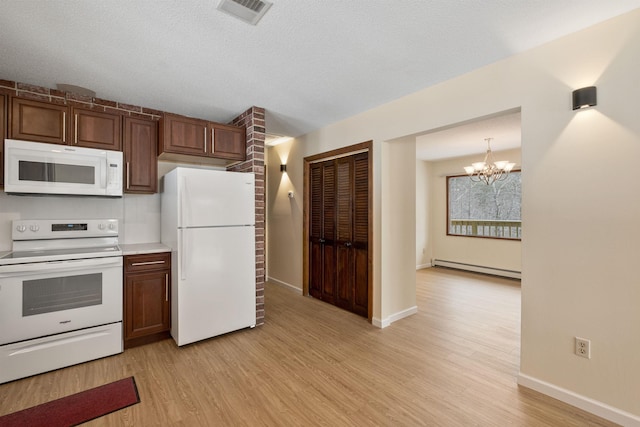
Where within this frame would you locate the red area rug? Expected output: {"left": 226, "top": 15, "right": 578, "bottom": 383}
{"left": 0, "top": 377, "right": 140, "bottom": 427}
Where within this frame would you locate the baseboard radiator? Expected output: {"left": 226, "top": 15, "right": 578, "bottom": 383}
{"left": 432, "top": 259, "right": 521, "bottom": 279}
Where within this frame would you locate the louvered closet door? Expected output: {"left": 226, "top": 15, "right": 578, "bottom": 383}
{"left": 352, "top": 153, "right": 369, "bottom": 316}
{"left": 309, "top": 161, "right": 336, "bottom": 304}
{"left": 335, "top": 153, "right": 369, "bottom": 316}
{"left": 309, "top": 151, "right": 368, "bottom": 318}
{"left": 335, "top": 157, "right": 354, "bottom": 311}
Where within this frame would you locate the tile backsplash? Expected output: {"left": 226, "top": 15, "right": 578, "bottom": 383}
{"left": 0, "top": 192, "right": 124, "bottom": 251}
{"left": 0, "top": 192, "right": 161, "bottom": 250}
{"left": 122, "top": 193, "right": 160, "bottom": 244}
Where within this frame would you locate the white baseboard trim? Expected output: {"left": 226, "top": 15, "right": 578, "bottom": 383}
{"left": 517, "top": 373, "right": 640, "bottom": 426}
{"left": 433, "top": 259, "right": 521, "bottom": 279}
{"left": 266, "top": 276, "right": 303, "bottom": 294}
{"left": 372, "top": 306, "right": 418, "bottom": 329}
{"left": 371, "top": 317, "right": 387, "bottom": 328}
{"left": 416, "top": 262, "right": 432, "bottom": 270}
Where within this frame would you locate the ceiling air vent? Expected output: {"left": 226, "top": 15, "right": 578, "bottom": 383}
{"left": 217, "top": 0, "right": 273, "bottom": 25}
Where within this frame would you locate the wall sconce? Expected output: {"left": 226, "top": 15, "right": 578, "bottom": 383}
{"left": 280, "top": 164, "right": 287, "bottom": 172}
{"left": 572, "top": 86, "right": 597, "bottom": 110}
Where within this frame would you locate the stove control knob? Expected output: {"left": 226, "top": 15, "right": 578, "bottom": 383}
{"left": 98, "top": 223, "right": 106, "bottom": 230}
{"left": 109, "top": 223, "right": 115, "bottom": 230}
{"left": 16, "top": 225, "right": 26, "bottom": 233}
{"left": 29, "top": 225, "right": 40, "bottom": 232}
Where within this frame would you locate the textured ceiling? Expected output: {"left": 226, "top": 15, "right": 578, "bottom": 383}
{"left": 416, "top": 111, "right": 521, "bottom": 161}
{"left": 1, "top": 1, "right": 639, "bottom": 139}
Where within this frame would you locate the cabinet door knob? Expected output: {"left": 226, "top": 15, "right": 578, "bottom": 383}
{"left": 319, "top": 238, "right": 326, "bottom": 244}
{"left": 345, "top": 242, "right": 352, "bottom": 247}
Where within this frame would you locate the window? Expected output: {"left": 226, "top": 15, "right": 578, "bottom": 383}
{"left": 447, "top": 171, "right": 521, "bottom": 240}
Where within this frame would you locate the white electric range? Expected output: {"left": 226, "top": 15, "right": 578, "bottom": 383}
{"left": 0, "top": 219, "right": 123, "bottom": 384}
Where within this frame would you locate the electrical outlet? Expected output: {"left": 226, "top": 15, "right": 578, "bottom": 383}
{"left": 575, "top": 337, "right": 591, "bottom": 359}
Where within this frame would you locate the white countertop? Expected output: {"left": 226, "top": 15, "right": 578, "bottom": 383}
{"left": 120, "top": 243, "right": 171, "bottom": 256}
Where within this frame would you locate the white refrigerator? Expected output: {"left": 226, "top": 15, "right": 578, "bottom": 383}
{"left": 161, "top": 167, "right": 256, "bottom": 346}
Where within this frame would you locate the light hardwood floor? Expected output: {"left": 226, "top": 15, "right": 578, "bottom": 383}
{"left": 0, "top": 267, "right": 618, "bottom": 426}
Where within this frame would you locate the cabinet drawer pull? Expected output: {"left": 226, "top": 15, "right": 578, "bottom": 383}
{"left": 165, "top": 273, "right": 169, "bottom": 302}
{"left": 131, "top": 260, "right": 166, "bottom": 266}
{"left": 62, "top": 112, "right": 66, "bottom": 142}
{"left": 74, "top": 113, "right": 78, "bottom": 144}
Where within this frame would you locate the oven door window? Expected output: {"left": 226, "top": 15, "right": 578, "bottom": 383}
{"left": 22, "top": 273, "right": 102, "bottom": 316}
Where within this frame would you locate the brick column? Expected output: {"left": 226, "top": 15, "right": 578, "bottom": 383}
{"left": 228, "top": 107, "right": 265, "bottom": 326}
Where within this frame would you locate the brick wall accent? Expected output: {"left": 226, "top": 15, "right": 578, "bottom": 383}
{"left": 2, "top": 77, "right": 266, "bottom": 327}
{"left": 228, "top": 107, "right": 266, "bottom": 326}
{"left": 0, "top": 79, "right": 162, "bottom": 120}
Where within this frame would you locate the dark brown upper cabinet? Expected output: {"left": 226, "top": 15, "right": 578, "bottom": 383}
{"left": 124, "top": 117, "right": 158, "bottom": 194}
{"left": 9, "top": 97, "right": 122, "bottom": 150}
{"left": 71, "top": 107, "right": 122, "bottom": 150}
{"left": 212, "top": 123, "right": 246, "bottom": 161}
{"left": 159, "top": 113, "right": 207, "bottom": 156}
{"left": 159, "top": 113, "right": 245, "bottom": 161}
{"left": 10, "top": 97, "right": 69, "bottom": 145}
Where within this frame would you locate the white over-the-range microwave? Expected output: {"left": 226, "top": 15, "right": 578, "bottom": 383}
{"left": 3, "top": 139, "right": 123, "bottom": 197}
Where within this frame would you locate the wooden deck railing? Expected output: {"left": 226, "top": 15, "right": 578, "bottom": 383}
{"left": 449, "top": 219, "right": 521, "bottom": 239}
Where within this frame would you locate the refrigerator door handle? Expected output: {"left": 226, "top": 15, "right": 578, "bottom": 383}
{"left": 179, "top": 176, "right": 187, "bottom": 226}
{"left": 180, "top": 230, "right": 187, "bottom": 281}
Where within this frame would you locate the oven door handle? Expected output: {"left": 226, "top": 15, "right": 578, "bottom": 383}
{"left": 0, "top": 257, "right": 122, "bottom": 277}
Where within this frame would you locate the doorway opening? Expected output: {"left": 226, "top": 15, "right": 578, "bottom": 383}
{"left": 415, "top": 109, "right": 522, "bottom": 277}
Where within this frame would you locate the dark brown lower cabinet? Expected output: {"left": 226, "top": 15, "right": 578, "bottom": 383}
{"left": 309, "top": 151, "right": 369, "bottom": 317}
{"left": 124, "top": 252, "right": 171, "bottom": 348}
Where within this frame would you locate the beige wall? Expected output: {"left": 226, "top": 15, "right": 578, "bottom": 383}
{"left": 382, "top": 136, "right": 417, "bottom": 321}
{"left": 415, "top": 159, "right": 432, "bottom": 268}
{"left": 427, "top": 148, "right": 522, "bottom": 272}
{"left": 265, "top": 139, "right": 303, "bottom": 290}
{"left": 266, "top": 9, "right": 640, "bottom": 419}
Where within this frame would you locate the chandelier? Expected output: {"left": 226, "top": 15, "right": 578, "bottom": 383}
{"left": 463, "top": 138, "right": 515, "bottom": 185}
